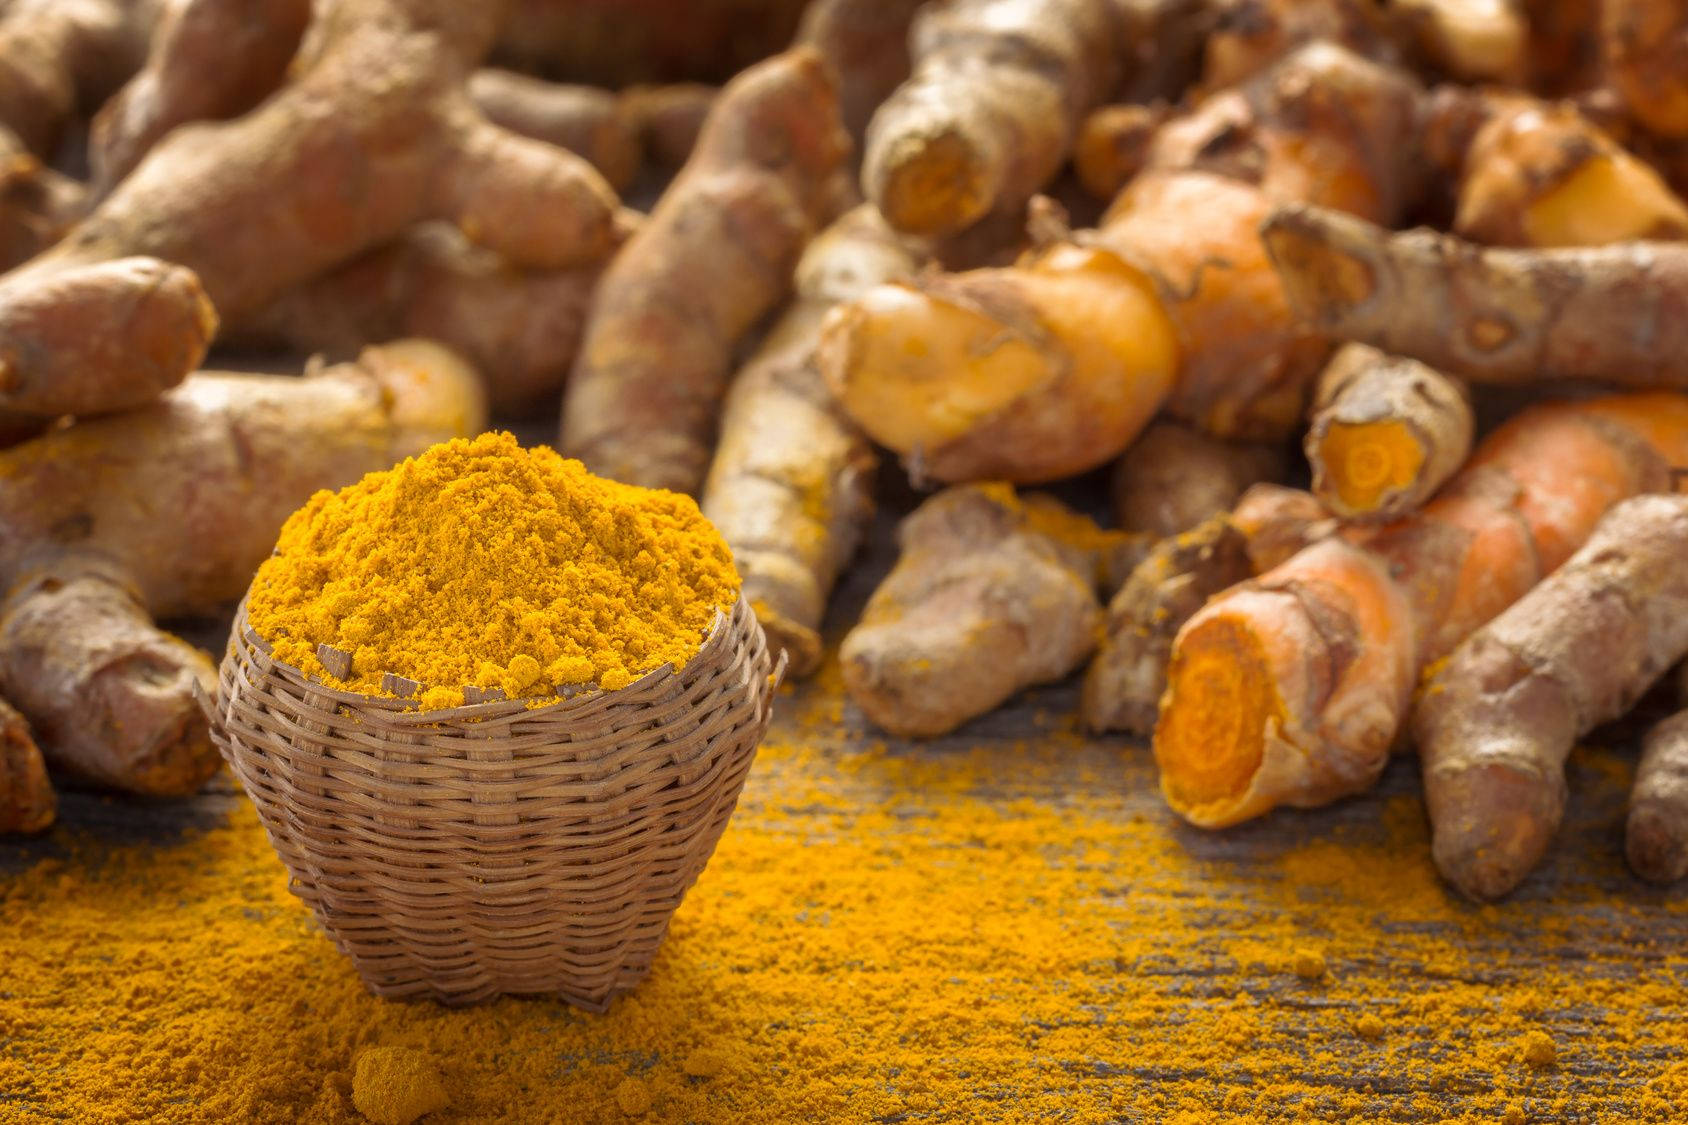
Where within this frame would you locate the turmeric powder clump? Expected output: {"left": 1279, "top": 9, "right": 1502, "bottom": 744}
{"left": 246, "top": 431, "right": 740, "bottom": 709}
{"left": 351, "top": 1047, "right": 450, "bottom": 1125}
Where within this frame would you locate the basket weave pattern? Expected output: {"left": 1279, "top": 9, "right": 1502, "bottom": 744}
{"left": 208, "top": 595, "right": 777, "bottom": 1010}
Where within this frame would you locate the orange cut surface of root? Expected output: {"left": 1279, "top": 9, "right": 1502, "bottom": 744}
{"left": 1314, "top": 418, "right": 1425, "bottom": 513}
{"left": 1155, "top": 614, "right": 1282, "bottom": 820}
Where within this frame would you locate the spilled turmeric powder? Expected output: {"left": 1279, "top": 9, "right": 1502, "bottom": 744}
{"left": 246, "top": 431, "right": 740, "bottom": 709}
{"left": 1, "top": 668, "right": 1684, "bottom": 1122}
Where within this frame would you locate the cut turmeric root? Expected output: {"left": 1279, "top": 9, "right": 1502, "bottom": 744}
{"left": 1305, "top": 343, "right": 1472, "bottom": 521}
{"left": 1415, "top": 494, "right": 1688, "bottom": 899}
{"left": 1155, "top": 393, "right": 1688, "bottom": 828}
{"left": 1263, "top": 204, "right": 1688, "bottom": 390}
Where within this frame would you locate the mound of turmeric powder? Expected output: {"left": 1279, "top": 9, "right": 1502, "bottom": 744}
{"left": 246, "top": 430, "right": 740, "bottom": 709}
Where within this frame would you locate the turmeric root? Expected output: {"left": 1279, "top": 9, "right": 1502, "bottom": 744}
{"left": 1602, "top": 0, "right": 1688, "bottom": 140}
{"left": 1083, "top": 482, "right": 1331, "bottom": 736}
{"left": 1264, "top": 204, "right": 1688, "bottom": 390}
{"left": 0, "top": 126, "right": 86, "bottom": 270}
{"left": 1201, "top": 0, "right": 1394, "bottom": 91}
{"left": 1392, "top": 0, "right": 1526, "bottom": 83}
{"left": 1305, "top": 343, "right": 1473, "bottom": 521}
{"left": 229, "top": 223, "right": 607, "bottom": 415}
{"left": 1111, "top": 421, "right": 1285, "bottom": 538}
{"left": 0, "top": 695, "right": 53, "bottom": 834}
{"left": 561, "top": 48, "right": 849, "bottom": 494}
{"left": 1155, "top": 393, "right": 1688, "bottom": 828}
{"left": 0, "top": 0, "right": 147, "bottom": 157}
{"left": 1415, "top": 494, "right": 1688, "bottom": 899}
{"left": 1629, "top": 681, "right": 1688, "bottom": 884}
{"left": 1451, "top": 96, "right": 1688, "bottom": 247}
{"left": 821, "top": 43, "right": 1417, "bottom": 483}
{"left": 841, "top": 484, "right": 1131, "bottom": 738}
{"left": 88, "top": 0, "right": 312, "bottom": 196}
{"left": 469, "top": 70, "right": 643, "bottom": 193}
{"left": 623, "top": 83, "right": 716, "bottom": 170}
{"left": 795, "top": 0, "right": 924, "bottom": 144}
{"left": 860, "top": 0, "right": 1120, "bottom": 238}
{"left": 1074, "top": 103, "right": 1166, "bottom": 204}
{"left": 0, "top": 340, "right": 486, "bottom": 796}
{"left": 0, "top": 0, "right": 620, "bottom": 421}
{"left": 700, "top": 205, "right": 925, "bottom": 677}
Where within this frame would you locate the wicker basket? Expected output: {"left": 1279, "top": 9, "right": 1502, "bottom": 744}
{"left": 206, "top": 594, "right": 780, "bottom": 1010}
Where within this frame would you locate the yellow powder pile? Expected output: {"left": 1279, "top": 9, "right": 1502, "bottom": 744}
{"left": 2, "top": 674, "right": 1684, "bottom": 1122}
{"left": 246, "top": 431, "right": 740, "bottom": 709}
{"left": 350, "top": 1047, "right": 449, "bottom": 1125}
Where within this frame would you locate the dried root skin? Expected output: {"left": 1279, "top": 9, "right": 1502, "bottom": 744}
{"left": 1306, "top": 343, "right": 1473, "bottom": 521}
{"left": 862, "top": 0, "right": 1119, "bottom": 237}
{"left": 1602, "top": 0, "right": 1688, "bottom": 140}
{"left": 230, "top": 223, "right": 604, "bottom": 415}
{"left": 1415, "top": 494, "right": 1688, "bottom": 899}
{"left": 0, "top": 561, "right": 217, "bottom": 797}
{"left": 841, "top": 484, "right": 1105, "bottom": 737}
{"left": 0, "top": 257, "right": 216, "bottom": 417}
{"left": 0, "top": 341, "right": 485, "bottom": 795}
{"left": 1231, "top": 483, "right": 1335, "bottom": 573}
{"left": 1111, "top": 421, "right": 1285, "bottom": 538}
{"left": 701, "top": 206, "right": 923, "bottom": 677}
{"left": 561, "top": 48, "right": 848, "bottom": 494}
{"left": 1155, "top": 394, "right": 1688, "bottom": 828}
{"left": 1082, "top": 515, "right": 1252, "bottom": 736}
{"left": 1629, "top": 709, "right": 1688, "bottom": 884}
{"left": 795, "top": 0, "right": 924, "bottom": 144}
{"left": 0, "top": 694, "right": 53, "bottom": 833}
{"left": 623, "top": 83, "right": 716, "bottom": 170}
{"left": 1201, "top": 0, "right": 1395, "bottom": 91}
{"left": 469, "top": 69, "right": 642, "bottom": 192}
{"left": 1455, "top": 99, "right": 1688, "bottom": 247}
{"left": 1263, "top": 203, "right": 1688, "bottom": 390}
{"left": 89, "top": 0, "right": 312, "bottom": 195}
{"left": 0, "top": 0, "right": 144, "bottom": 157}
{"left": 0, "top": 126, "right": 88, "bottom": 270}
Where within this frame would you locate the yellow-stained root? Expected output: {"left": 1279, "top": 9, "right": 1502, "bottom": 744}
{"left": 1392, "top": 0, "right": 1526, "bottom": 83}
{"left": 1111, "top": 421, "right": 1285, "bottom": 538}
{"left": 1263, "top": 203, "right": 1688, "bottom": 389}
{"left": 1074, "top": 103, "right": 1166, "bottom": 203}
{"left": 1201, "top": 0, "right": 1394, "bottom": 91}
{"left": 861, "top": 0, "right": 1120, "bottom": 238}
{"left": 1628, "top": 705, "right": 1688, "bottom": 885}
{"left": 1602, "top": 0, "right": 1688, "bottom": 140}
{"left": 0, "top": 693, "right": 52, "bottom": 834}
{"left": 701, "top": 205, "right": 925, "bottom": 677}
{"left": 1306, "top": 343, "right": 1473, "bottom": 521}
{"left": 818, "top": 241, "right": 1180, "bottom": 484}
{"left": 561, "top": 48, "right": 849, "bottom": 493}
{"left": 1415, "top": 495, "right": 1688, "bottom": 900}
{"left": 795, "top": 0, "right": 925, "bottom": 144}
{"left": 229, "top": 223, "right": 609, "bottom": 415}
{"left": 1454, "top": 98, "right": 1688, "bottom": 247}
{"left": 840, "top": 484, "right": 1118, "bottom": 737}
{"left": 469, "top": 70, "right": 642, "bottom": 192}
{"left": 1082, "top": 514, "right": 1252, "bottom": 736}
{"left": 0, "top": 340, "right": 487, "bottom": 796}
{"left": 1157, "top": 394, "right": 1688, "bottom": 830}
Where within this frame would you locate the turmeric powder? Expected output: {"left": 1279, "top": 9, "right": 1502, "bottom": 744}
{"left": 3, "top": 691, "right": 1684, "bottom": 1122}
{"left": 245, "top": 431, "right": 740, "bottom": 710}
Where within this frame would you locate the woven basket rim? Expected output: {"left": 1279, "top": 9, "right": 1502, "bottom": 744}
{"left": 226, "top": 594, "right": 747, "bottom": 725}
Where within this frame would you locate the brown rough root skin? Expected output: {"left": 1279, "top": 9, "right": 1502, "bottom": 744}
{"left": 700, "top": 206, "right": 923, "bottom": 677}
{"left": 561, "top": 47, "right": 849, "bottom": 494}
{"left": 1629, "top": 709, "right": 1688, "bottom": 884}
{"left": 229, "top": 223, "right": 606, "bottom": 415}
{"left": 861, "top": 0, "right": 1120, "bottom": 238}
{"left": 1602, "top": 0, "right": 1688, "bottom": 140}
{"left": 1262, "top": 203, "right": 1688, "bottom": 390}
{"left": 88, "top": 0, "right": 313, "bottom": 196}
{"left": 795, "top": 0, "right": 924, "bottom": 144}
{"left": 1082, "top": 514, "right": 1252, "bottom": 736}
{"left": 0, "top": 0, "right": 619, "bottom": 421}
{"left": 0, "top": 694, "right": 53, "bottom": 833}
{"left": 469, "top": 69, "right": 642, "bottom": 192}
{"left": 1414, "top": 494, "right": 1688, "bottom": 900}
{"left": 0, "top": 340, "right": 487, "bottom": 796}
{"left": 841, "top": 485, "right": 1107, "bottom": 738}
{"left": 1230, "top": 483, "right": 1334, "bottom": 573}
{"left": 0, "top": 0, "right": 148, "bottom": 158}
{"left": 1111, "top": 421, "right": 1285, "bottom": 537}
{"left": 0, "top": 127, "right": 87, "bottom": 271}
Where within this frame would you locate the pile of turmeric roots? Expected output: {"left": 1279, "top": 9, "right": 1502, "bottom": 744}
{"left": 4, "top": 0, "right": 1688, "bottom": 902}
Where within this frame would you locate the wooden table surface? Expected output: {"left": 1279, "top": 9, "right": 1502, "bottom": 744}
{"left": 4, "top": 470, "right": 1687, "bottom": 1124}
